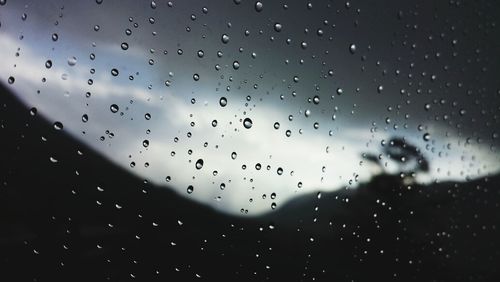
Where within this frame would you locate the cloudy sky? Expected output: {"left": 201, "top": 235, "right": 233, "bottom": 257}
{"left": 1, "top": 0, "right": 499, "bottom": 215}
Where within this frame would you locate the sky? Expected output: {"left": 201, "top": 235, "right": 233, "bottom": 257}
{"left": 0, "top": 0, "right": 499, "bottom": 215}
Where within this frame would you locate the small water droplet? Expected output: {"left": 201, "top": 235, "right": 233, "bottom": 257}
{"left": 195, "top": 159, "right": 204, "bottom": 169}
{"left": 349, "top": 43, "right": 356, "bottom": 54}
{"left": 67, "top": 56, "right": 77, "bottom": 66}
{"left": 53, "top": 121, "right": 63, "bottom": 130}
{"left": 255, "top": 1, "right": 263, "bottom": 12}
{"left": 110, "top": 104, "right": 119, "bottom": 113}
{"left": 221, "top": 34, "right": 230, "bottom": 44}
{"left": 219, "top": 97, "right": 227, "bottom": 107}
{"left": 243, "top": 117, "right": 253, "bottom": 129}
{"left": 273, "top": 23, "right": 282, "bottom": 32}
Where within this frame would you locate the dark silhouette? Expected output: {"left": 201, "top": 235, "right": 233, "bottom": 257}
{"left": 1, "top": 84, "right": 499, "bottom": 281}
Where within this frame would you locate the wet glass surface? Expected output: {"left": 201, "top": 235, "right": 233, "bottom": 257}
{"left": 0, "top": 0, "right": 499, "bottom": 281}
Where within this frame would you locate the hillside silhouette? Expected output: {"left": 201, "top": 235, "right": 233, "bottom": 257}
{"left": 1, "top": 83, "right": 499, "bottom": 281}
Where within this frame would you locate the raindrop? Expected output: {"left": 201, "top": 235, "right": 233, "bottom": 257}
{"left": 187, "top": 185, "right": 194, "bottom": 194}
{"left": 193, "top": 73, "right": 200, "bottom": 81}
{"left": 45, "top": 60, "right": 52, "bottom": 68}
{"left": 277, "top": 167, "right": 283, "bottom": 175}
{"left": 53, "top": 121, "right": 63, "bottom": 130}
{"left": 221, "top": 34, "right": 230, "bottom": 44}
{"left": 7, "top": 76, "right": 14, "bottom": 84}
{"left": 67, "top": 56, "right": 77, "bottom": 66}
{"left": 349, "top": 43, "right": 356, "bottom": 54}
{"left": 51, "top": 33, "right": 58, "bottom": 41}
{"left": 232, "top": 61, "right": 240, "bottom": 70}
{"left": 219, "top": 97, "right": 227, "bottom": 107}
{"left": 423, "top": 133, "right": 431, "bottom": 141}
{"left": 243, "top": 118, "right": 253, "bottom": 129}
{"left": 195, "top": 159, "right": 204, "bottom": 169}
{"left": 111, "top": 68, "right": 119, "bottom": 76}
{"left": 82, "top": 114, "right": 89, "bottom": 123}
{"left": 273, "top": 122, "right": 280, "bottom": 129}
{"left": 274, "top": 23, "right": 282, "bottom": 32}
{"left": 197, "top": 50, "right": 204, "bottom": 58}
{"left": 110, "top": 104, "right": 119, "bottom": 113}
{"left": 231, "top": 152, "right": 237, "bottom": 160}
{"left": 145, "top": 113, "right": 151, "bottom": 120}
{"left": 121, "top": 42, "right": 129, "bottom": 50}
{"left": 255, "top": 1, "right": 263, "bottom": 12}
{"left": 143, "top": 140, "right": 149, "bottom": 148}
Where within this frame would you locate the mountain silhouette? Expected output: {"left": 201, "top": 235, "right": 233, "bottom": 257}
{"left": 1, "top": 83, "right": 499, "bottom": 281}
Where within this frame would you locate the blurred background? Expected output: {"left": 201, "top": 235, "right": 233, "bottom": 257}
{"left": 0, "top": 0, "right": 499, "bottom": 281}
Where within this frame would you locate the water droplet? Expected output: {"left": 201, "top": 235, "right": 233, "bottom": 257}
{"left": 313, "top": 96, "right": 320, "bottom": 104}
{"left": 145, "top": 113, "right": 151, "bottom": 120}
{"left": 349, "top": 43, "right": 356, "bottom": 54}
{"left": 53, "top": 121, "right": 63, "bottom": 130}
{"left": 45, "top": 60, "right": 52, "bottom": 68}
{"left": 82, "top": 114, "right": 89, "bottom": 123}
{"left": 67, "top": 56, "right": 77, "bottom": 66}
{"left": 121, "top": 42, "right": 129, "bottom": 50}
{"left": 8, "top": 76, "right": 15, "bottom": 84}
{"left": 195, "top": 159, "right": 204, "bottom": 169}
{"left": 232, "top": 61, "right": 240, "bottom": 70}
{"left": 197, "top": 50, "right": 204, "bottom": 58}
{"left": 29, "top": 107, "right": 37, "bottom": 116}
{"left": 277, "top": 167, "right": 283, "bottom": 175}
{"left": 110, "top": 104, "right": 119, "bottom": 113}
{"left": 423, "top": 133, "right": 431, "bottom": 141}
{"left": 186, "top": 185, "right": 194, "bottom": 194}
{"left": 255, "top": 1, "right": 263, "bottom": 12}
{"left": 273, "top": 122, "right": 280, "bottom": 129}
{"left": 231, "top": 152, "right": 237, "bottom": 160}
{"left": 211, "top": 120, "right": 218, "bottom": 127}
{"left": 221, "top": 34, "right": 230, "bottom": 44}
{"left": 193, "top": 73, "right": 200, "bottom": 81}
{"left": 336, "top": 87, "right": 343, "bottom": 95}
{"left": 273, "top": 23, "right": 282, "bottom": 32}
{"left": 111, "top": 68, "right": 119, "bottom": 76}
{"left": 143, "top": 140, "right": 149, "bottom": 147}
{"left": 377, "top": 85, "right": 384, "bottom": 93}
{"left": 243, "top": 117, "right": 253, "bottom": 129}
{"left": 51, "top": 33, "right": 58, "bottom": 41}
{"left": 219, "top": 97, "right": 227, "bottom": 107}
